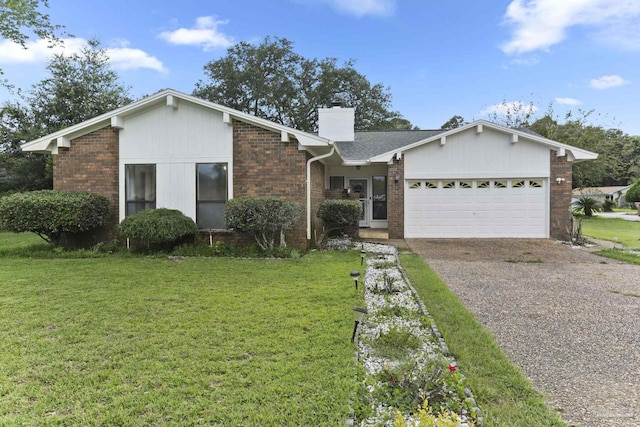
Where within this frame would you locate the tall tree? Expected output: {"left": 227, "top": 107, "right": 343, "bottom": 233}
{"left": 531, "top": 114, "right": 640, "bottom": 188}
{"left": 0, "top": 0, "right": 64, "bottom": 86}
{"left": 440, "top": 115, "right": 465, "bottom": 130}
{"left": 27, "top": 39, "right": 132, "bottom": 134}
{"left": 193, "top": 36, "right": 407, "bottom": 132}
{"left": 0, "top": 40, "right": 131, "bottom": 194}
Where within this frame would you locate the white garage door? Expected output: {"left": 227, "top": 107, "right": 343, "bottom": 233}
{"left": 405, "top": 178, "right": 548, "bottom": 238}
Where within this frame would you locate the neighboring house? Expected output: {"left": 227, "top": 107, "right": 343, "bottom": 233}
{"left": 21, "top": 89, "right": 598, "bottom": 246}
{"left": 572, "top": 186, "right": 631, "bottom": 208}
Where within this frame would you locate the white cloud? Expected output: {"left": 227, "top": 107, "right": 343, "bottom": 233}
{"left": 0, "top": 38, "right": 85, "bottom": 63}
{"left": 159, "top": 16, "right": 234, "bottom": 50}
{"left": 105, "top": 39, "right": 166, "bottom": 73}
{"left": 323, "top": 0, "right": 395, "bottom": 17}
{"left": 554, "top": 97, "right": 583, "bottom": 105}
{"left": 590, "top": 74, "right": 629, "bottom": 89}
{"left": 501, "top": 0, "right": 640, "bottom": 54}
{"left": 480, "top": 101, "right": 538, "bottom": 117}
{"left": 0, "top": 37, "right": 166, "bottom": 73}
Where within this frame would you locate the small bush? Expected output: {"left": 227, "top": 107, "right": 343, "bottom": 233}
{"left": 224, "top": 197, "right": 303, "bottom": 250}
{"left": 572, "top": 196, "right": 602, "bottom": 217}
{"left": 0, "top": 190, "right": 110, "bottom": 246}
{"left": 602, "top": 199, "right": 615, "bottom": 212}
{"left": 316, "top": 199, "right": 361, "bottom": 245}
{"left": 118, "top": 208, "right": 197, "bottom": 251}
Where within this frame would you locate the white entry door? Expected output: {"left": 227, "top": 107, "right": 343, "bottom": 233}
{"left": 349, "top": 178, "right": 370, "bottom": 227}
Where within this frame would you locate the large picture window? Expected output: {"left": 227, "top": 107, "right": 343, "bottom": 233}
{"left": 197, "top": 163, "right": 228, "bottom": 229}
{"left": 372, "top": 175, "right": 387, "bottom": 220}
{"left": 125, "top": 164, "right": 156, "bottom": 216}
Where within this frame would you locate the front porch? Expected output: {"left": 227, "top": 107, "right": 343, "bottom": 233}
{"left": 358, "top": 228, "right": 389, "bottom": 239}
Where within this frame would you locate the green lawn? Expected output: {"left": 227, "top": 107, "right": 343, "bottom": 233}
{"left": 581, "top": 216, "right": 640, "bottom": 249}
{"left": 0, "top": 234, "right": 361, "bottom": 425}
{"left": 399, "top": 253, "right": 567, "bottom": 427}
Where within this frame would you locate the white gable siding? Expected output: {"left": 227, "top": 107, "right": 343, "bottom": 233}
{"left": 404, "top": 127, "right": 550, "bottom": 180}
{"left": 119, "top": 101, "right": 233, "bottom": 221}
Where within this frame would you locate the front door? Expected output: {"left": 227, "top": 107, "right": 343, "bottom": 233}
{"left": 349, "top": 178, "right": 369, "bottom": 227}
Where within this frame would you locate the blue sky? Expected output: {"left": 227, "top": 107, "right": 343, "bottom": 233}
{"left": 1, "top": 0, "right": 639, "bottom": 134}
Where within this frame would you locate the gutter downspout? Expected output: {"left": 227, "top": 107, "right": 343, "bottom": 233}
{"left": 306, "top": 145, "right": 335, "bottom": 240}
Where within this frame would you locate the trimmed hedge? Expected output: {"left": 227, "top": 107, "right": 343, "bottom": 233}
{"left": 224, "top": 197, "right": 303, "bottom": 249}
{"left": 316, "top": 199, "right": 361, "bottom": 244}
{"left": 118, "top": 208, "right": 197, "bottom": 251}
{"left": 0, "top": 190, "right": 110, "bottom": 246}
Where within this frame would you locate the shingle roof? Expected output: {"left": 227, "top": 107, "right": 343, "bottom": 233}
{"left": 336, "top": 129, "right": 445, "bottom": 161}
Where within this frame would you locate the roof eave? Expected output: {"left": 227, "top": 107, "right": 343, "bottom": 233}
{"left": 368, "top": 119, "right": 599, "bottom": 163}
{"left": 21, "top": 89, "right": 332, "bottom": 153}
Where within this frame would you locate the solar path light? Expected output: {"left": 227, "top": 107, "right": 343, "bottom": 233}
{"left": 360, "top": 249, "right": 366, "bottom": 266}
{"left": 351, "top": 306, "right": 368, "bottom": 343}
{"left": 350, "top": 270, "right": 361, "bottom": 289}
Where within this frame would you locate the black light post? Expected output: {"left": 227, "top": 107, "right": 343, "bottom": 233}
{"left": 360, "top": 249, "right": 366, "bottom": 266}
{"left": 350, "top": 270, "right": 361, "bottom": 289}
{"left": 351, "top": 307, "right": 368, "bottom": 343}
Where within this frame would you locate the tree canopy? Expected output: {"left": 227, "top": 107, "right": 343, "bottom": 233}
{"left": 193, "top": 36, "right": 408, "bottom": 132}
{"left": 0, "top": 40, "right": 131, "bottom": 194}
{"left": 530, "top": 114, "right": 640, "bottom": 188}
{"left": 0, "top": 0, "right": 64, "bottom": 86}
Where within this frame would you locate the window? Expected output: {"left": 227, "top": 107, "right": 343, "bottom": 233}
{"left": 125, "top": 164, "right": 156, "bottom": 216}
{"left": 329, "top": 176, "right": 344, "bottom": 190}
{"left": 372, "top": 175, "right": 387, "bottom": 220}
{"left": 512, "top": 180, "right": 525, "bottom": 188}
{"left": 197, "top": 163, "right": 228, "bottom": 229}
{"left": 478, "top": 181, "right": 490, "bottom": 188}
{"left": 529, "top": 180, "right": 543, "bottom": 188}
{"left": 494, "top": 180, "right": 507, "bottom": 188}
{"left": 425, "top": 181, "right": 438, "bottom": 189}
{"left": 443, "top": 181, "right": 455, "bottom": 189}
{"left": 408, "top": 180, "right": 422, "bottom": 189}
{"left": 459, "top": 181, "right": 472, "bottom": 189}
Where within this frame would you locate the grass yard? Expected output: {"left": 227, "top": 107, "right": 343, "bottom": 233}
{"left": 580, "top": 216, "right": 640, "bottom": 249}
{"left": 0, "top": 234, "right": 361, "bottom": 425}
{"left": 593, "top": 248, "right": 640, "bottom": 265}
{"left": 399, "top": 253, "right": 567, "bottom": 427}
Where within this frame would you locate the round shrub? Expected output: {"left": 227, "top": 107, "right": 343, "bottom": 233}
{"left": 118, "top": 208, "right": 197, "bottom": 250}
{"left": 0, "top": 190, "right": 110, "bottom": 246}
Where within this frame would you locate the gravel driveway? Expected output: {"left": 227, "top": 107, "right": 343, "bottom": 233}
{"left": 406, "top": 239, "right": 639, "bottom": 427}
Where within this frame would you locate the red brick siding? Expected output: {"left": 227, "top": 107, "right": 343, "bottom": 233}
{"left": 387, "top": 158, "right": 404, "bottom": 239}
{"left": 550, "top": 151, "right": 572, "bottom": 240}
{"left": 53, "top": 126, "right": 119, "bottom": 240}
{"left": 232, "top": 120, "right": 310, "bottom": 248}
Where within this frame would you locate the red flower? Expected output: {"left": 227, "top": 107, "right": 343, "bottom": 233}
{"left": 448, "top": 364, "right": 457, "bottom": 372}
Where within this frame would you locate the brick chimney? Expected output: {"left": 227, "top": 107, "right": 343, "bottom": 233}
{"left": 318, "top": 103, "right": 355, "bottom": 141}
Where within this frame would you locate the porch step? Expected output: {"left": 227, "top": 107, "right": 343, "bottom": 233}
{"left": 359, "top": 228, "right": 389, "bottom": 239}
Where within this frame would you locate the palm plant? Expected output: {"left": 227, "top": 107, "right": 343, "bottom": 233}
{"left": 572, "top": 196, "right": 602, "bottom": 217}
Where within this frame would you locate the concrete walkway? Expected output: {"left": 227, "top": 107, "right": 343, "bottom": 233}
{"left": 406, "top": 238, "right": 640, "bottom": 427}
{"left": 594, "top": 212, "right": 640, "bottom": 221}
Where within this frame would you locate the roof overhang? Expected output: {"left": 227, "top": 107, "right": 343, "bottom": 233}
{"left": 367, "top": 120, "right": 598, "bottom": 163}
{"left": 21, "top": 89, "right": 332, "bottom": 154}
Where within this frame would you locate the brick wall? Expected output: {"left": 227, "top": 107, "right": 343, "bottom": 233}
{"left": 550, "top": 151, "right": 572, "bottom": 240}
{"left": 387, "top": 157, "right": 404, "bottom": 239}
{"left": 232, "top": 120, "right": 310, "bottom": 248}
{"left": 53, "top": 126, "right": 119, "bottom": 242}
